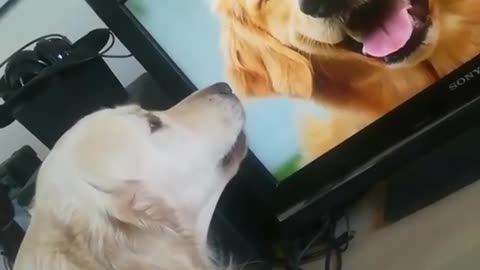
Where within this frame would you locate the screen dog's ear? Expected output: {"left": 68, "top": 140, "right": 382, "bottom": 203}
{"left": 109, "top": 180, "right": 182, "bottom": 233}
{"left": 218, "top": 9, "right": 313, "bottom": 99}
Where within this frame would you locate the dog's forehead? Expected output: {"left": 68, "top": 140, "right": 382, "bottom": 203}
{"left": 67, "top": 109, "right": 150, "bottom": 158}
{"left": 81, "top": 110, "right": 143, "bottom": 137}
{"left": 61, "top": 110, "right": 159, "bottom": 182}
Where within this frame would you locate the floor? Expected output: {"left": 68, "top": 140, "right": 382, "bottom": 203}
{"left": 303, "top": 180, "right": 480, "bottom": 270}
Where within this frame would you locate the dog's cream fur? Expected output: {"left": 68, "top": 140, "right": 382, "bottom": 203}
{"left": 13, "top": 84, "right": 247, "bottom": 270}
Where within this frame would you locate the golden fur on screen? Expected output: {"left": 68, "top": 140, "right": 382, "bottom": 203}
{"left": 214, "top": 0, "right": 480, "bottom": 162}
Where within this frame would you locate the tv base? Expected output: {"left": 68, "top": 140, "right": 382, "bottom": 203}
{"left": 385, "top": 127, "right": 480, "bottom": 223}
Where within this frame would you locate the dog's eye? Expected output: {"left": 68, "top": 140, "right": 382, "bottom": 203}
{"left": 145, "top": 113, "right": 162, "bottom": 133}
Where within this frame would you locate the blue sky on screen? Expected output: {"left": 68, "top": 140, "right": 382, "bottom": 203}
{"left": 244, "top": 97, "right": 328, "bottom": 171}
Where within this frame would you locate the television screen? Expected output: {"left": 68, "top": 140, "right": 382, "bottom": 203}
{"left": 125, "top": 0, "right": 480, "bottom": 182}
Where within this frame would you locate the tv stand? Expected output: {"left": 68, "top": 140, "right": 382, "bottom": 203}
{"left": 385, "top": 126, "right": 480, "bottom": 223}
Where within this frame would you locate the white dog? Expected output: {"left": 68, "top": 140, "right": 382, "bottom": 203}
{"left": 13, "top": 83, "right": 247, "bottom": 270}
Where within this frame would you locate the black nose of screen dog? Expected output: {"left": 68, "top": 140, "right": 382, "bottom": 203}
{"left": 299, "top": 0, "right": 350, "bottom": 18}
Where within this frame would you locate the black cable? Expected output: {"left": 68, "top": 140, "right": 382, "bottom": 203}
{"left": 297, "top": 217, "right": 330, "bottom": 264}
{"left": 285, "top": 236, "right": 302, "bottom": 270}
{"left": 2, "top": 253, "right": 12, "bottom": 270}
{"left": 99, "top": 30, "right": 116, "bottom": 56}
{"left": 0, "top": 220, "right": 13, "bottom": 233}
{"left": 324, "top": 247, "right": 342, "bottom": 270}
{"left": 287, "top": 211, "right": 354, "bottom": 270}
{"left": 324, "top": 222, "right": 342, "bottom": 270}
{"left": 337, "top": 213, "right": 353, "bottom": 253}
{"left": 299, "top": 229, "right": 355, "bottom": 264}
{"left": 102, "top": 54, "right": 133, "bottom": 59}
{"left": 324, "top": 211, "right": 355, "bottom": 270}
{"left": 100, "top": 30, "right": 133, "bottom": 58}
{"left": 9, "top": 181, "right": 32, "bottom": 202}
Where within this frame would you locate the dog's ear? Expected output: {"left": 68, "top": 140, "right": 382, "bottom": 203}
{"left": 218, "top": 13, "right": 313, "bottom": 99}
{"left": 110, "top": 180, "right": 181, "bottom": 233}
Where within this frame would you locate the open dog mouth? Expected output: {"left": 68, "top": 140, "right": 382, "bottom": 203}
{"left": 341, "top": 0, "right": 430, "bottom": 64}
{"left": 222, "top": 131, "right": 247, "bottom": 167}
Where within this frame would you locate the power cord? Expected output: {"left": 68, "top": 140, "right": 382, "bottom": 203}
{"left": 0, "top": 252, "right": 13, "bottom": 270}
{"left": 297, "top": 217, "right": 331, "bottom": 264}
{"left": 100, "top": 31, "right": 133, "bottom": 59}
{"left": 2, "top": 254, "right": 12, "bottom": 270}
{"left": 288, "top": 211, "right": 355, "bottom": 270}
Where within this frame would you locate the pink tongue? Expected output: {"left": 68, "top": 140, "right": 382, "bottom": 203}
{"left": 362, "top": 5, "right": 414, "bottom": 57}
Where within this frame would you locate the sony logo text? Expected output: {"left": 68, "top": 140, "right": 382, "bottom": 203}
{"left": 449, "top": 66, "right": 480, "bottom": 91}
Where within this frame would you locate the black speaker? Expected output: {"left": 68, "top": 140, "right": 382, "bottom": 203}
{"left": 0, "top": 29, "right": 128, "bottom": 148}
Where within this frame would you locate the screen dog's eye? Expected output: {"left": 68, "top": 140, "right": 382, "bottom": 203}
{"left": 145, "top": 113, "right": 162, "bottom": 133}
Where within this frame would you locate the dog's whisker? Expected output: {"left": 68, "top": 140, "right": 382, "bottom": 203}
{"left": 235, "top": 259, "right": 265, "bottom": 270}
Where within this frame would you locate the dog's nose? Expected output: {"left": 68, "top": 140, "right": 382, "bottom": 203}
{"left": 204, "top": 82, "right": 233, "bottom": 96}
{"left": 299, "top": 0, "right": 345, "bottom": 18}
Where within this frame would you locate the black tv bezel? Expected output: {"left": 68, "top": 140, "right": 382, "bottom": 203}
{"left": 86, "top": 0, "right": 480, "bottom": 228}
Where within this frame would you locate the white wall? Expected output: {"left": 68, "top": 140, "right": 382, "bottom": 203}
{"left": 0, "top": 0, "right": 146, "bottom": 162}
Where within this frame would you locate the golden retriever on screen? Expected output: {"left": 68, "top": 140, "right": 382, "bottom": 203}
{"left": 13, "top": 83, "right": 247, "bottom": 270}
{"left": 214, "top": 0, "right": 480, "bottom": 162}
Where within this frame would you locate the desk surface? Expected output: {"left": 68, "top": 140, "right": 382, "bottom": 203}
{"left": 305, "top": 180, "right": 480, "bottom": 270}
